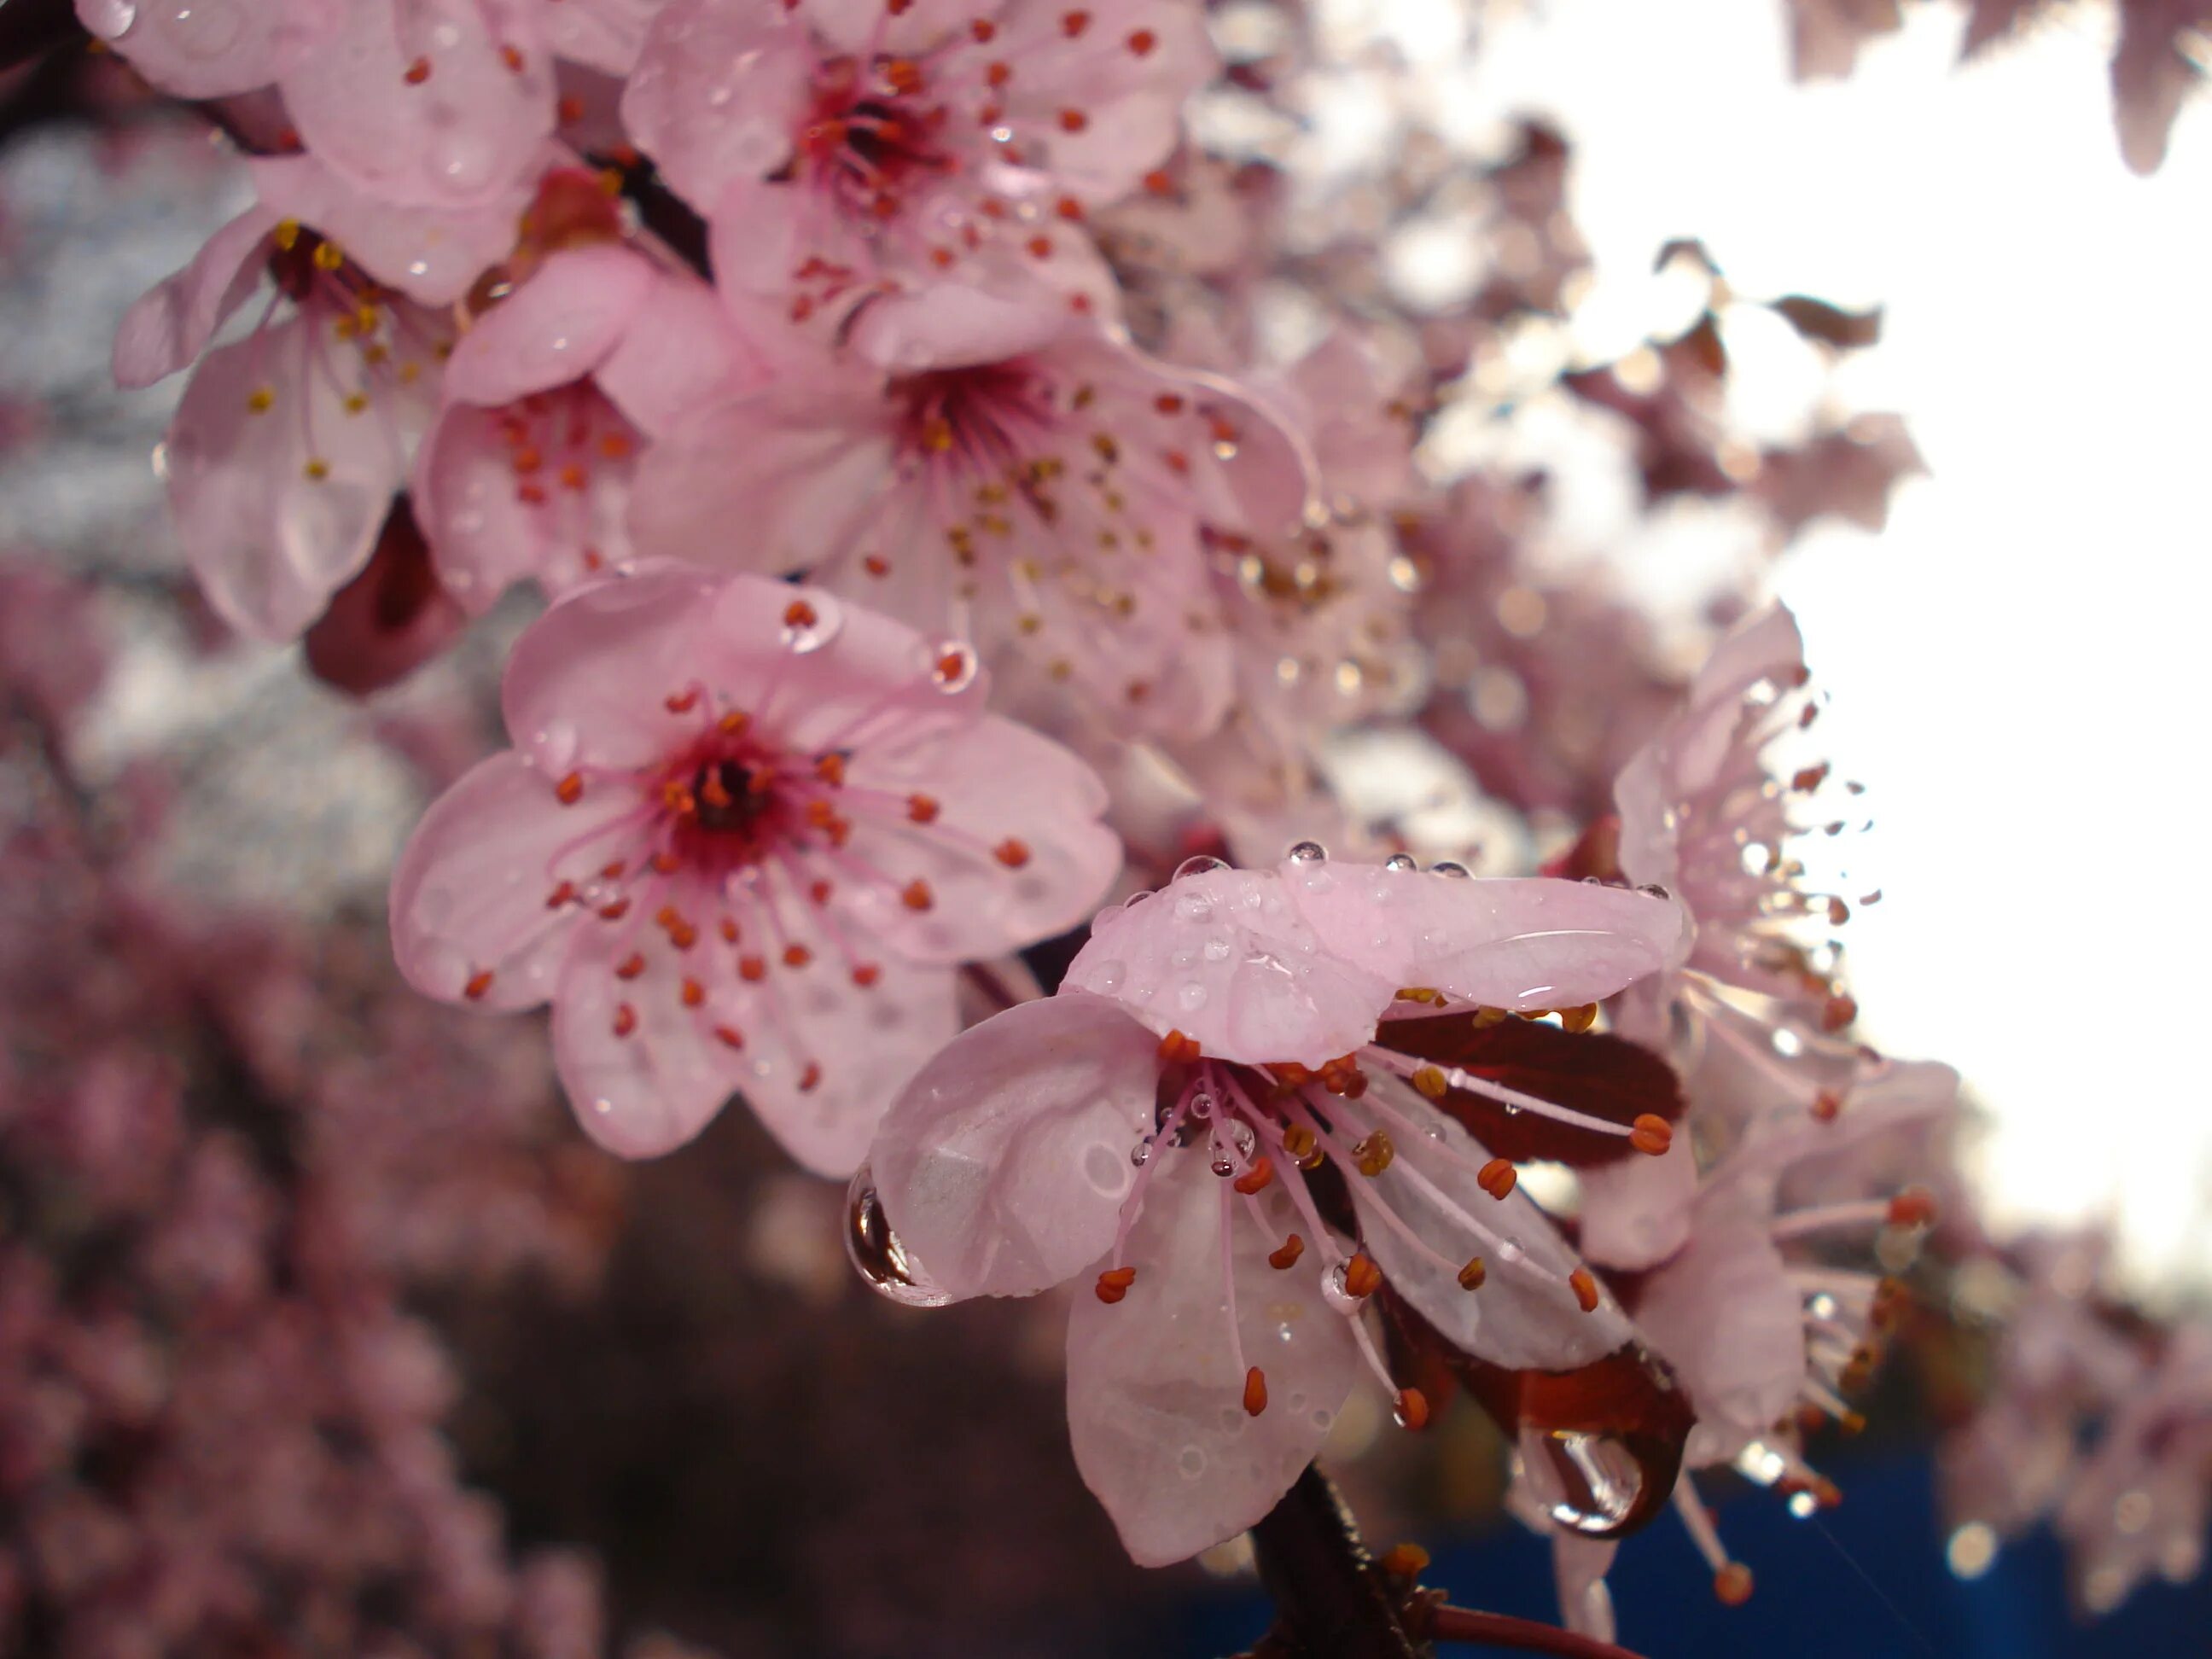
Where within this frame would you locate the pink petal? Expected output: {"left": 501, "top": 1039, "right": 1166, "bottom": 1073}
{"left": 112, "top": 206, "right": 279, "bottom": 390}
{"left": 620, "top": 2, "right": 812, "bottom": 208}
{"left": 535, "top": 0, "right": 666, "bottom": 74}
{"left": 847, "top": 282, "right": 1074, "bottom": 375}
{"left": 78, "top": 0, "right": 341, "bottom": 99}
{"left": 282, "top": 0, "right": 555, "bottom": 209}
{"left": 442, "top": 246, "right": 658, "bottom": 407}
{"left": 1281, "top": 862, "right": 1682, "bottom": 1012}
{"left": 1066, "top": 866, "right": 1398, "bottom": 1064}
{"left": 594, "top": 269, "right": 776, "bottom": 437}
{"left": 792, "top": 0, "right": 965, "bottom": 55}
{"left": 163, "top": 318, "right": 412, "bottom": 641}
{"left": 1065, "top": 1149, "right": 1361, "bottom": 1566}
{"left": 1350, "top": 1096, "right": 1633, "bottom": 1372}
{"left": 498, "top": 561, "right": 723, "bottom": 771}
{"left": 870, "top": 993, "right": 1163, "bottom": 1299}
{"left": 1575, "top": 1132, "right": 1697, "bottom": 1272}
{"left": 247, "top": 152, "right": 529, "bottom": 308}
{"left": 840, "top": 713, "right": 1120, "bottom": 963}
{"left": 1629, "top": 1212, "right": 1802, "bottom": 1467}
{"left": 625, "top": 383, "right": 901, "bottom": 577}
{"left": 388, "top": 750, "right": 630, "bottom": 1012}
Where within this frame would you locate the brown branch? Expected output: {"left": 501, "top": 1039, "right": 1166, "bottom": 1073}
{"left": 1246, "top": 1466, "right": 1426, "bottom": 1659}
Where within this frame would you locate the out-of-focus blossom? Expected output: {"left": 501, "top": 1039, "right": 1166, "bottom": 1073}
{"left": 868, "top": 853, "right": 1680, "bottom": 1563}
{"left": 391, "top": 562, "right": 1121, "bottom": 1170}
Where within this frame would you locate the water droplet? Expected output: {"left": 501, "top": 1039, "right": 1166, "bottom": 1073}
{"left": 1520, "top": 1427, "right": 1647, "bottom": 1534}
{"left": 1499, "top": 1236, "right": 1526, "bottom": 1262}
{"left": 1187, "top": 1091, "right": 1215, "bottom": 1120}
{"left": 1636, "top": 882, "right": 1670, "bottom": 899}
{"left": 429, "top": 129, "right": 498, "bottom": 194}
{"left": 1284, "top": 840, "right": 1328, "bottom": 864}
{"left": 1177, "top": 982, "right": 1209, "bottom": 1011}
{"left": 1173, "top": 854, "right": 1227, "bottom": 882}
{"left": 1178, "top": 1445, "right": 1207, "bottom": 1478}
{"left": 1320, "top": 1262, "right": 1361, "bottom": 1315}
{"left": 925, "top": 637, "right": 979, "bottom": 691}
{"left": 1175, "top": 890, "right": 1215, "bottom": 923}
{"left": 844, "top": 1167, "right": 952, "bottom": 1307}
{"left": 1210, "top": 1152, "right": 1234, "bottom": 1178}
{"left": 707, "top": 83, "right": 735, "bottom": 108}
{"left": 1429, "top": 859, "right": 1471, "bottom": 878}
{"left": 1202, "top": 936, "right": 1231, "bottom": 962}
{"left": 1228, "top": 1120, "right": 1257, "bottom": 1159}
{"left": 1082, "top": 1141, "right": 1130, "bottom": 1197}
{"left": 1129, "top": 1135, "right": 1153, "bottom": 1168}
{"left": 1087, "top": 958, "right": 1126, "bottom": 992}
{"left": 1383, "top": 853, "right": 1418, "bottom": 872}
{"left": 780, "top": 591, "right": 844, "bottom": 653}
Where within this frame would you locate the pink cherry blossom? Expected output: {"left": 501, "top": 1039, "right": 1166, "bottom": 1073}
{"left": 390, "top": 563, "right": 1121, "bottom": 1173}
{"left": 629, "top": 280, "right": 1308, "bottom": 735}
{"left": 621, "top": 0, "right": 1215, "bottom": 317}
{"left": 866, "top": 853, "right": 1680, "bottom": 1563}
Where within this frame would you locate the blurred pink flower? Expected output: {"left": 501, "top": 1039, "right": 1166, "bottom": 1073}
{"left": 621, "top": 0, "right": 1215, "bottom": 316}
{"left": 390, "top": 563, "right": 1121, "bottom": 1172}
{"left": 868, "top": 853, "right": 1679, "bottom": 1563}
{"left": 631, "top": 280, "right": 1307, "bottom": 736}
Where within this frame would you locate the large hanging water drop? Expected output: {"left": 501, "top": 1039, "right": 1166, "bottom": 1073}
{"left": 844, "top": 1166, "right": 952, "bottom": 1307}
{"left": 1520, "top": 1426, "right": 1648, "bottom": 1535}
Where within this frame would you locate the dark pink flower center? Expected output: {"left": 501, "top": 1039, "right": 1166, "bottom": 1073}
{"left": 797, "top": 56, "right": 955, "bottom": 224}
{"left": 892, "top": 360, "right": 1058, "bottom": 475}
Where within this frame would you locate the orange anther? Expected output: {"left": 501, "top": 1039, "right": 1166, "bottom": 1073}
{"left": 851, "top": 963, "right": 882, "bottom": 987}
{"left": 1058, "top": 108, "right": 1088, "bottom": 132}
{"left": 680, "top": 977, "right": 705, "bottom": 1008}
{"left": 970, "top": 18, "right": 996, "bottom": 41}
{"left": 782, "top": 945, "right": 812, "bottom": 969}
{"left": 993, "top": 838, "right": 1031, "bottom": 868}
{"left": 815, "top": 752, "right": 846, "bottom": 785}
{"left": 615, "top": 952, "right": 645, "bottom": 980}
{"left": 1811, "top": 1089, "right": 1844, "bottom": 1122}
{"left": 718, "top": 710, "right": 748, "bottom": 736}
{"left": 713, "top": 1024, "right": 744, "bottom": 1050}
{"left": 1232, "top": 1156, "right": 1275, "bottom": 1196}
{"left": 738, "top": 956, "right": 766, "bottom": 982}
{"left": 597, "top": 899, "right": 631, "bottom": 922}
{"left": 1268, "top": 1233, "right": 1305, "bottom": 1271}
{"left": 1143, "top": 168, "right": 1174, "bottom": 195}
{"left": 1477, "top": 1159, "right": 1517, "bottom": 1200}
{"left": 665, "top": 688, "right": 699, "bottom": 713}
{"left": 884, "top": 57, "right": 923, "bottom": 94}
{"left": 1128, "top": 28, "right": 1156, "bottom": 55}
{"left": 1242, "top": 1365, "right": 1268, "bottom": 1417}
{"left": 404, "top": 55, "right": 431, "bottom": 84}
{"left": 1559, "top": 1002, "right": 1599, "bottom": 1033}
{"left": 1095, "top": 1266, "right": 1137, "bottom": 1304}
{"left": 1822, "top": 992, "right": 1859, "bottom": 1031}
{"left": 1887, "top": 1188, "right": 1937, "bottom": 1227}
{"left": 555, "top": 771, "right": 585, "bottom": 804}
{"left": 907, "top": 793, "right": 940, "bottom": 823}
{"left": 1629, "top": 1115, "right": 1674, "bottom": 1156}
{"left": 783, "top": 599, "right": 818, "bottom": 630}
{"left": 1457, "top": 1255, "right": 1487, "bottom": 1291}
{"left": 901, "top": 879, "right": 934, "bottom": 911}
{"left": 1569, "top": 1268, "right": 1601, "bottom": 1313}
{"left": 498, "top": 42, "right": 523, "bottom": 72}
{"left": 547, "top": 881, "right": 576, "bottom": 909}
{"left": 1342, "top": 1253, "right": 1382, "bottom": 1299}
{"left": 986, "top": 61, "right": 1010, "bottom": 88}
{"left": 612, "top": 1003, "right": 638, "bottom": 1038}
{"left": 798, "top": 1062, "right": 822, "bottom": 1092}
{"left": 1156, "top": 1029, "right": 1202, "bottom": 1063}
{"left": 1714, "top": 1563, "right": 1755, "bottom": 1607}
{"left": 1062, "top": 9, "right": 1091, "bottom": 36}
{"left": 1394, "top": 1388, "right": 1430, "bottom": 1430}
{"left": 463, "top": 969, "right": 494, "bottom": 1001}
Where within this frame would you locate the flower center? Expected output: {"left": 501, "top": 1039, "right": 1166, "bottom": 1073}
{"left": 892, "top": 361, "right": 1058, "bottom": 476}
{"left": 798, "top": 57, "right": 953, "bottom": 221}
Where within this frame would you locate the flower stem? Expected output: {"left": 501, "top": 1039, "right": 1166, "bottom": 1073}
{"left": 1246, "top": 1465, "right": 1424, "bottom": 1659}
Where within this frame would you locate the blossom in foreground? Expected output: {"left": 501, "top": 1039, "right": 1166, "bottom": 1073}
{"left": 623, "top": 0, "right": 1216, "bottom": 318}
{"left": 865, "top": 853, "right": 1681, "bottom": 1563}
{"left": 389, "top": 564, "right": 1120, "bottom": 1173}
{"left": 631, "top": 281, "right": 1307, "bottom": 735}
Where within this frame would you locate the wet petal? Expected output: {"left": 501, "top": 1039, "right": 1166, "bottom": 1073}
{"left": 81, "top": 0, "right": 341, "bottom": 99}
{"left": 113, "top": 206, "right": 279, "bottom": 391}
{"left": 1629, "top": 1213, "right": 1802, "bottom": 1466}
{"left": 620, "top": 2, "right": 812, "bottom": 208}
{"left": 248, "top": 152, "right": 529, "bottom": 307}
{"left": 870, "top": 993, "right": 1163, "bottom": 1300}
{"left": 443, "top": 246, "right": 657, "bottom": 407}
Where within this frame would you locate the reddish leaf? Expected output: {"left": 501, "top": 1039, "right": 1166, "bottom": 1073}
{"left": 1377, "top": 1012, "right": 1684, "bottom": 1168}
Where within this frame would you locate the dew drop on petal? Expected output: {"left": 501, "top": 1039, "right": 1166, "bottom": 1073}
{"left": 1320, "top": 1262, "right": 1361, "bottom": 1315}
{"left": 844, "top": 1166, "right": 952, "bottom": 1307}
{"left": 1173, "top": 854, "right": 1227, "bottom": 882}
{"left": 1177, "top": 982, "right": 1209, "bottom": 1011}
{"left": 925, "top": 637, "right": 979, "bottom": 691}
{"left": 1129, "top": 1135, "right": 1153, "bottom": 1168}
{"left": 1430, "top": 859, "right": 1471, "bottom": 878}
{"left": 1383, "top": 853, "right": 1418, "bottom": 872}
{"left": 1285, "top": 840, "right": 1328, "bottom": 864}
{"left": 1519, "top": 1427, "right": 1647, "bottom": 1534}
{"left": 1087, "top": 958, "right": 1126, "bottom": 992}
{"left": 780, "top": 591, "right": 844, "bottom": 654}
{"left": 1178, "top": 1445, "right": 1207, "bottom": 1479}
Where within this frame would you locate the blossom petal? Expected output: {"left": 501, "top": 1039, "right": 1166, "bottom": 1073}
{"left": 536, "top": 0, "right": 665, "bottom": 75}
{"left": 388, "top": 750, "right": 625, "bottom": 1012}
{"left": 840, "top": 713, "right": 1120, "bottom": 963}
{"left": 1067, "top": 866, "right": 1399, "bottom": 1065}
{"left": 620, "top": 3, "right": 812, "bottom": 208}
{"left": 1066, "top": 1150, "right": 1360, "bottom": 1566}
{"left": 1628, "top": 1213, "right": 1802, "bottom": 1467}
{"left": 443, "top": 246, "right": 657, "bottom": 407}
{"left": 247, "top": 152, "right": 529, "bottom": 308}
{"left": 1350, "top": 1097, "right": 1633, "bottom": 1372}
{"left": 1281, "top": 862, "right": 1682, "bottom": 1011}
{"left": 595, "top": 269, "right": 776, "bottom": 437}
{"left": 870, "top": 993, "right": 1162, "bottom": 1300}
{"left": 79, "top": 0, "right": 341, "bottom": 100}
{"left": 113, "top": 207, "right": 279, "bottom": 390}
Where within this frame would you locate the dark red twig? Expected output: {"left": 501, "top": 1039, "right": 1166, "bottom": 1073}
{"left": 1247, "top": 1466, "right": 1423, "bottom": 1659}
{"left": 1426, "top": 1605, "right": 1646, "bottom": 1659}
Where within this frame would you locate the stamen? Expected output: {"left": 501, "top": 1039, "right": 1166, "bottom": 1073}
{"left": 1477, "top": 1158, "right": 1517, "bottom": 1200}
{"left": 1243, "top": 1366, "right": 1268, "bottom": 1416}
{"left": 1094, "top": 1266, "right": 1136, "bottom": 1304}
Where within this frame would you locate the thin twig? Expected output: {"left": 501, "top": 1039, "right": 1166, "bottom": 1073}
{"left": 1246, "top": 1465, "right": 1425, "bottom": 1659}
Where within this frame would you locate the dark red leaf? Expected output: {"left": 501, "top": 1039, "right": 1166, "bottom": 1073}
{"left": 1768, "top": 294, "right": 1883, "bottom": 351}
{"left": 1377, "top": 1013, "right": 1684, "bottom": 1168}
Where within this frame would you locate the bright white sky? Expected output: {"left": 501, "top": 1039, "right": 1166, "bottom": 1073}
{"left": 1327, "top": 0, "right": 2212, "bottom": 1290}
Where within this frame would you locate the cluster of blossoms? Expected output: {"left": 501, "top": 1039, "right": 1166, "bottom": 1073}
{"left": 0, "top": 0, "right": 2193, "bottom": 1650}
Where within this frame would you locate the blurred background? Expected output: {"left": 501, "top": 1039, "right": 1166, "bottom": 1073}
{"left": 2, "top": 0, "right": 2207, "bottom": 1655}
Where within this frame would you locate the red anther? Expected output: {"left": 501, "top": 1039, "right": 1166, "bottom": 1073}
{"left": 612, "top": 1003, "right": 638, "bottom": 1038}
{"left": 1058, "top": 108, "right": 1088, "bottom": 132}
{"left": 1457, "top": 1255, "right": 1487, "bottom": 1290}
{"left": 815, "top": 752, "right": 847, "bottom": 785}
{"left": 516, "top": 483, "right": 548, "bottom": 506}
{"left": 782, "top": 945, "right": 812, "bottom": 969}
{"left": 1062, "top": 9, "right": 1091, "bottom": 35}
{"left": 558, "top": 94, "right": 585, "bottom": 124}
{"left": 993, "top": 838, "right": 1032, "bottom": 868}
{"left": 717, "top": 917, "right": 739, "bottom": 944}
{"left": 719, "top": 710, "right": 748, "bottom": 736}
{"left": 556, "top": 771, "right": 585, "bottom": 804}
{"left": 1095, "top": 1266, "right": 1137, "bottom": 1304}
{"left": 1811, "top": 1089, "right": 1843, "bottom": 1122}
{"left": 1821, "top": 992, "right": 1859, "bottom": 1032}
{"left": 665, "top": 687, "right": 699, "bottom": 713}
{"left": 1268, "top": 1233, "right": 1305, "bottom": 1271}
{"left": 906, "top": 793, "right": 940, "bottom": 823}
{"left": 1476, "top": 1158, "right": 1518, "bottom": 1200}
{"left": 1232, "top": 1156, "right": 1275, "bottom": 1196}
{"left": 699, "top": 770, "right": 733, "bottom": 810}
{"left": 1629, "top": 1114, "right": 1674, "bottom": 1156}
{"left": 1163, "top": 449, "right": 1190, "bottom": 474}
{"left": 713, "top": 1024, "right": 744, "bottom": 1050}
{"left": 798, "top": 1062, "right": 823, "bottom": 1092}
{"left": 1154, "top": 393, "right": 1186, "bottom": 416}
{"left": 783, "top": 599, "right": 818, "bottom": 631}
{"left": 1143, "top": 169, "right": 1174, "bottom": 195}
{"left": 884, "top": 57, "right": 923, "bottom": 94}
{"left": 547, "top": 881, "right": 576, "bottom": 909}
{"left": 1887, "top": 1187, "right": 1937, "bottom": 1227}
{"left": 600, "top": 859, "right": 626, "bottom": 880}
{"left": 404, "top": 55, "right": 431, "bottom": 84}
{"left": 680, "top": 977, "right": 705, "bottom": 1008}
{"left": 557, "top": 462, "right": 587, "bottom": 492}
{"left": 1055, "top": 195, "right": 1084, "bottom": 222}
{"left": 1242, "top": 1366, "right": 1268, "bottom": 1417}
{"left": 934, "top": 649, "right": 970, "bottom": 683}
{"left": 986, "top": 61, "right": 1010, "bottom": 88}
{"left": 1394, "top": 1388, "right": 1430, "bottom": 1431}
{"left": 864, "top": 555, "right": 892, "bottom": 576}
{"left": 851, "top": 963, "right": 882, "bottom": 988}
{"left": 1792, "top": 762, "right": 1831, "bottom": 793}
{"left": 650, "top": 851, "right": 679, "bottom": 875}
{"left": 970, "top": 18, "right": 995, "bottom": 41}
{"left": 1714, "top": 1563, "right": 1755, "bottom": 1607}
{"left": 738, "top": 955, "right": 766, "bottom": 982}
{"left": 1342, "top": 1253, "right": 1382, "bottom": 1299}
{"left": 598, "top": 899, "right": 632, "bottom": 921}
{"left": 887, "top": 0, "right": 911, "bottom": 13}
{"left": 498, "top": 43, "right": 523, "bottom": 73}
{"left": 615, "top": 952, "right": 645, "bottom": 981}
{"left": 1128, "top": 27, "right": 1156, "bottom": 55}
{"left": 511, "top": 445, "right": 543, "bottom": 473}
{"left": 1157, "top": 1029, "right": 1202, "bottom": 1063}
{"left": 901, "top": 879, "right": 934, "bottom": 911}
{"left": 1379, "top": 1543, "right": 1429, "bottom": 1577}
{"left": 808, "top": 880, "right": 832, "bottom": 905}
{"left": 463, "top": 969, "right": 494, "bottom": 1001}
{"left": 1569, "top": 1268, "right": 1601, "bottom": 1313}
{"left": 1827, "top": 896, "right": 1850, "bottom": 926}
{"left": 599, "top": 432, "right": 632, "bottom": 460}
{"left": 1208, "top": 416, "right": 1239, "bottom": 445}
